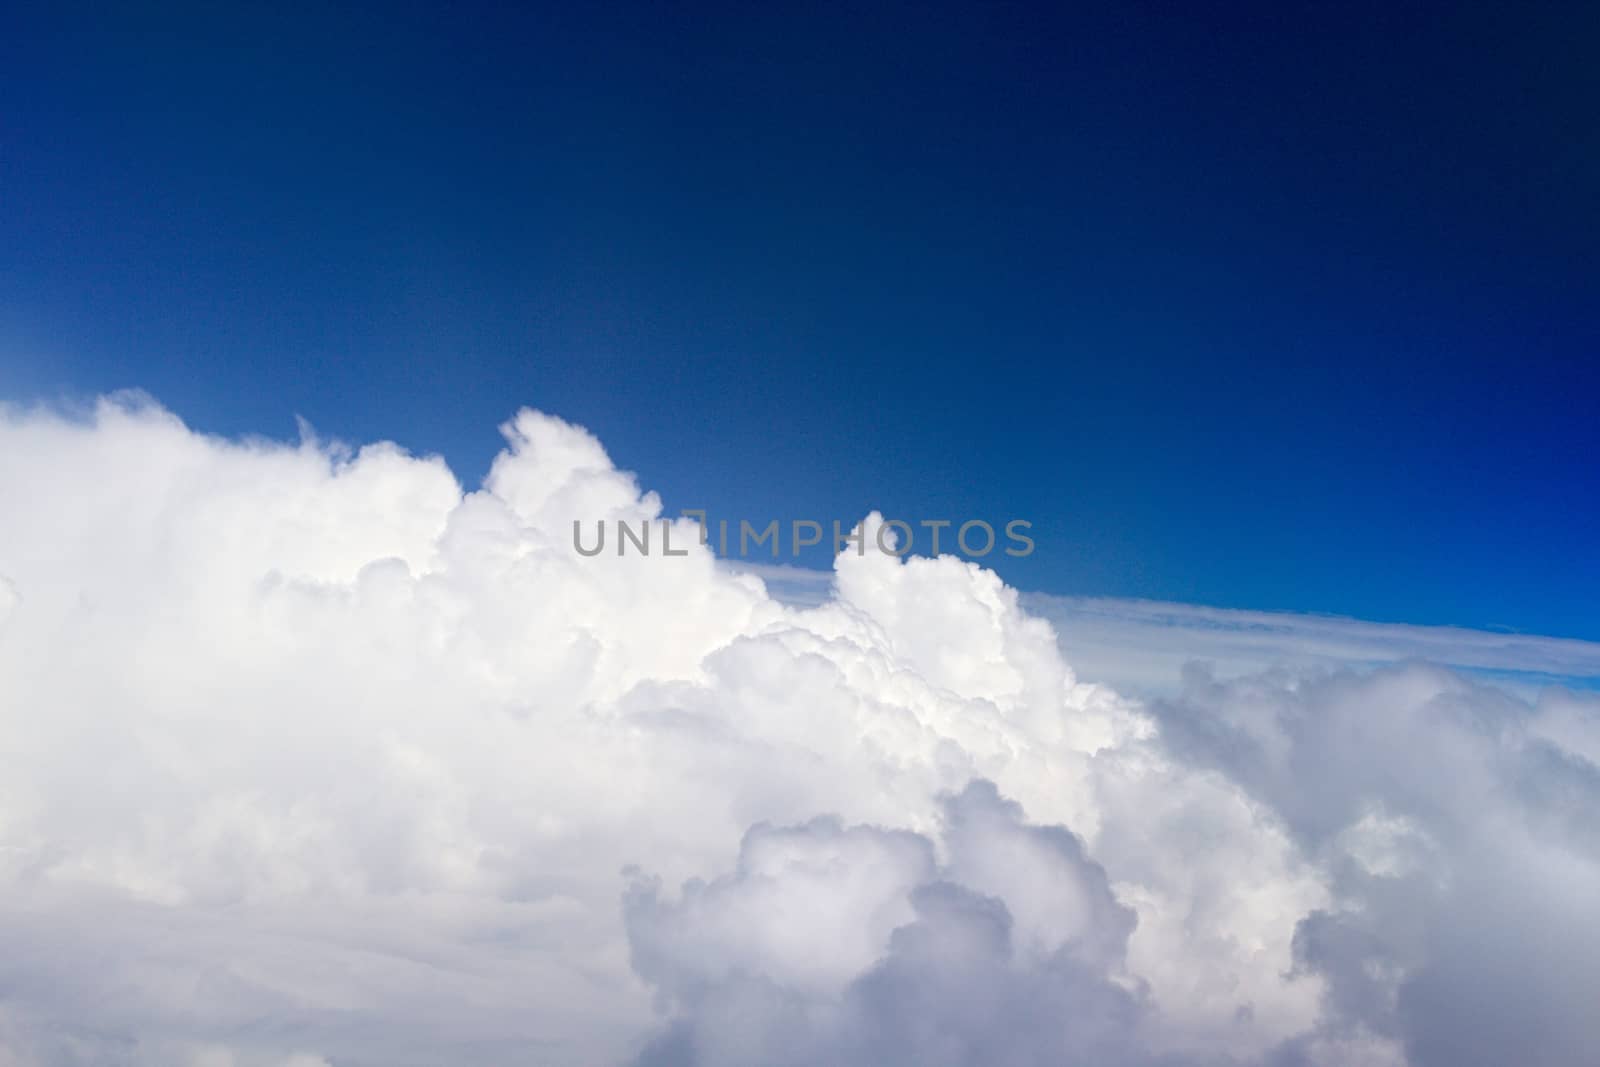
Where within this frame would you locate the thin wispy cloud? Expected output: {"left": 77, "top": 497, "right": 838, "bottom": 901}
{"left": 1025, "top": 594, "right": 1600, "bottom": 697}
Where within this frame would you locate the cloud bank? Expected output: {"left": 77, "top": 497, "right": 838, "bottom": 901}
{"left": 736, "top": 565, "right": 1600, "bottom": 697}
{"left": 0, "top": 395, "right": 1596, "bottom": 1066}
{"left": 1024, "top": 595, "right": 1600, "bottom": 699}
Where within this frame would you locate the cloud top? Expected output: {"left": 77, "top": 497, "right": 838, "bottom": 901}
{"left": 0, "top": 396, "right": 1596, "bottom": 1066}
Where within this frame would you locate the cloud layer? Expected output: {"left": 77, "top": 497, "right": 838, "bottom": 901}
{"left": 0, "top": 396, "right": 1596, "bottom": 1066}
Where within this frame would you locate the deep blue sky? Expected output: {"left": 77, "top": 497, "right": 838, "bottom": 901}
{"left": 3, "top": 2, "right": 1597, "bottom": 637}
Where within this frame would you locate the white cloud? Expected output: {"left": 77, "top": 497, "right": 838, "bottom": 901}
{"left": 0, "top": 395, "right": 1596, "bottom": 1066}
{"left": 1022, "top": 593, "right": 1600, "bottom": 698}
{"left": 623, "top": 782, "right": 1148, "bottom": 1067}
{"left": 729, "top": 569, "right": 1600, "bottom": 698}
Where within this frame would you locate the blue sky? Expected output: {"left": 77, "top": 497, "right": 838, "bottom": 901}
{"left": 3, "top": 1, "right": 1597, "bottom": 637}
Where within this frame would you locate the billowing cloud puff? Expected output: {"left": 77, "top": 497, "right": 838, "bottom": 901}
{"left": 623, "top": 781, "right": 1149, "bottom": 1067}
{"left": 0, "top": 395, "right": 1595, "bottom": 1066}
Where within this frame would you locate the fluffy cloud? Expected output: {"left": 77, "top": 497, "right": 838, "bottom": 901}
{"left": 0, "top": 394, "right": 1595, "bottom": 1065}
{"left": 623, "top": 781, "right": 1149, "bottom": 1067}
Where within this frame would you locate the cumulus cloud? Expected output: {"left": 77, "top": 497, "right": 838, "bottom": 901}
{"left": 735, "top": 573, "right": 1600, "bottom": 698}
{"left": 623, "top": 781, "right": 1150, "bottom": 1067}
{"left": 0, "top": 394, "right": 1595, "bottom": 1066}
